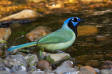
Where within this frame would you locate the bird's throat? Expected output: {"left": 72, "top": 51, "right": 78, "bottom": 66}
{"left": 68, "top": 22, "right": 78, "bottom": 37}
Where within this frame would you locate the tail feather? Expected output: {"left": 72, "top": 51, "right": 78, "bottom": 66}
{"left": 8, "top": 42, "right": 37, "bottom": 51}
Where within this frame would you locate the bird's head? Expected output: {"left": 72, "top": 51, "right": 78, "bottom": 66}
{"left": 63, "top": 17, "right": 81, "bottom": 27}
{"left": 63, "top": 17, "right": 81, "bottom": 36}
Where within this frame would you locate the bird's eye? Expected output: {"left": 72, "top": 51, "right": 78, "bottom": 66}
{"left": 72, "top": 18, "right": 77, "bottom": 22}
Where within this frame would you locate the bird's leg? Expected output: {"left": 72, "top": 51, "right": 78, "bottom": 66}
{"left": 38, "top": 47, "right": 45, "bottom": 60}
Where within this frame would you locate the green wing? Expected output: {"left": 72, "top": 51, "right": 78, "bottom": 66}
{"left": 37, "top": 28, "right": 74, "bottom": 44}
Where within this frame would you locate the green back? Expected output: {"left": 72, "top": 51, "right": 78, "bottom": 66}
{"left": 37, "top": 28, "right": 74, "bottom": 44}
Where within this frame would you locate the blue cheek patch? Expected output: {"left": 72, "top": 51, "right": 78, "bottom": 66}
{"left": 71, "top": 21, "right": 78, "bottom": 27}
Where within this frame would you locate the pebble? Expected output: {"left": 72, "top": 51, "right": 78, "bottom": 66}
{"left": 101, "top": 60, "right": 112, "bottom": 69}
{"left": 4, "top": 54, "right": 27, "bottom": 68}
{"left": 100, "top": 69, "right": 112, "bottom": 74}
{"left": 14, "top": 71, "right": 27, "bottom": 74}
{"left": 37, "top": 60, "right": 51, "bottom": 70}
{"left": 26, "top": 26, "right": 51, "bottom": 41}
{"left": 54, "top": 60, "right": 75, "bottom": 74}
{"left": 24, "top": 54, "right": 38, "bottom": 70}
{"left": 47, "top": 53, "right": 70, "bottom": 63}
{"left": 11, "top": 65, "right": 26, "bottom": 72}
{"left": 0, "top": 28, "right": 11, "bottom": 42}
{"left": 0, "top": 71, "right": 11, "bottom": 74}
{"left": 31, "top": 70, "right": 45, "bottom": 74}
{"left": 78, "top": 66, "right": 96, "bottom": 74}
{"left": 0, "top": 9, "right": 41, "bottom": 22}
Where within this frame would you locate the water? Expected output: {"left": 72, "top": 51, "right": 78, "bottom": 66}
{"left": 0, "top": 0, "right": 110, "bottom": 67}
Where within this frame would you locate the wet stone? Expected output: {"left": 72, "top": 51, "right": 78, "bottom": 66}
{"left": 26, "top": 26, "right": 51, "bottom": 41}
{"left": 47, "top": 53, "right": 70, "bottom": 63}
{"left": 24, "top": 54, "right": 38, "bottom": 71}
{"left": 78, "top": 66, "right": 96, "bottom": 74}
{"left": 4, "top": 54, "right": 27, "bottom": 67}
{"left": 31, "top": 69, "right": 45, "bottom": 74}
{"left": 0, "top": 64, "right": 10, "bottom": 72}
{"left": 100, "top": 69, "right": 112, "bottom": 74}
{"left": 28, "top": 66, "right": 37, "bottom": 72}
{"left": 0, "top": 28, "right": 11, "bottom": 42}
{"left": 14, "top": 71, "right": 27, "bottom": 74}
{"left": 54, "top": 60, "right": 75, "bottom": 74}
{"left": 0, "top": 58, "right": 10, "bottom": 72}
{"left": 101, "top": 60, "right": 112, "bottom": 69}
{"left": 11, "top": 65, "right": 26, "bottom": 73}
{"left": 94, "top": 68, "right": 100, "bottom": 74}
{"left": 0, "top": 9, "right": 41, "bottom": 22}
{"left": 63, "top": 71, "right": 79, "bottom": 74}
{"left": 0, "top": 71, "right": 11, "bottom": 74}
{"left": 37, "top": 60, "right": 51, "bottom": 70}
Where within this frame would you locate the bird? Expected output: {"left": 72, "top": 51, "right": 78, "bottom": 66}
{"left": 8, "top": 17, "right": 81, "bottom": 52}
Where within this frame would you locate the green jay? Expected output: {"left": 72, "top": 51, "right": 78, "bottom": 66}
{"left": 8, "top": 17, "right": 81, "bottom": 52}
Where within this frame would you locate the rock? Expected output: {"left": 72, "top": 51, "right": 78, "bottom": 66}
{"left": 44, "top": 70, "right": 54, "bottom": 74}
{"left": 11, "top": 65, "right": 26, "bottom": 73}
{"left": 14, "top": 71, "right": 27, "bottom": 74}
{"left": 26, "top": 26, "right": 51, "bottom": 41}
{"left": 54, "top": 60, "right": 77, "bottom": 74}
{"left": 78, "top": 25, "right": 98, "bottom": 36}
{"left": 94, "top": 68, "right": 100, "bottom": 74}
{"left": 0, "top": 9, "right": 41, "bottom": 22}
{"left": 37, "top": 60, "right": 51, "bottom": 70}
{"left": 24, "top": 54, "right": 38, "bottom": 71}
{"left": 0, "top": 71, "right": 11, "bottom": 74}
{"left": 31, "top": 69, "right": 45, "bottom": 74}
{"left": 78, "top": 66, "right": 96, "bottom": 74}
{"left": 4, "top": 54, "right": 27, "bottom": 68}
{"left": 0, "top": 28, "right": 11, "bottom": 42}
{"left": 47, "top": 53, "right": 70, "bottom": 63}
{"left": 0, "top": 58, "right": 10, "bottom": 72}
{"left": 101, "top": 60, "right": 112, "bottom": 69}
{"left": 100, "top": 69, "right": 112, "bottom": 74}
{"left": 63, "top": 71, "right": 79, "bottom": 74}
{"left": 4, "top": 54, "right": 27, "bottom": 73}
